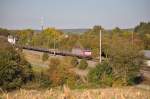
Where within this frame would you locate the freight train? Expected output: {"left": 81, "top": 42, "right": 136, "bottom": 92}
{"left": 17, "top": 45, "right": 92, "bottom": 59}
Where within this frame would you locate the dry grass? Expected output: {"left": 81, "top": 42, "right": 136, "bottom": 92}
{"left": 23, "top": 49, "right": 49, "bottom": 67}
{"left": 0, "top": 86, "right": 150, "bottom": 99}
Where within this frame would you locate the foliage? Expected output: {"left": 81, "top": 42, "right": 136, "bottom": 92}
{"left": 42, "top": 53, "right": 49, "bottom": 62}
{"left": 70, "top": 57, "right": 78, "bottom": 67}
{"left": 112, "top": 27, "right": 123, "bottom": 34}
{"left": 88, "top": 62, "right": 113, "bottom": 87}
{"left": 88, "top": 33, "right": 144, "bottom": 86}
{"left": 31, "top": 28, "right": 63, "bottom": 48}
{"left": 36, "top": 72, "right": 51, "bottom": 88}
{"left": 78, "top": 59, "right": 88, "bottom": 70}
{"left": 0, "top": 37, "right": 33, "bottom": 90}
{"left": 16, "top": 29, "right": 34, "bottom": 45}
{"left": 0, "top": 28, "right": 10, "bottom": 37}
{"left": 134, "top": 22, "right": 150, "bottom": 49}
{"left": 107, "top": 35, "right": 143, "bottom": 85}
{"left": 26, "top": 66, "right": 51, "bottom": 89}
{"left": 48, "top": 58, "right": 77, "bottom": 88}
{"left": 79, "top": 26, "right": 102, "bottom": 57}
{"left": 59, "top": 34, "right": 79, "bottom": 51}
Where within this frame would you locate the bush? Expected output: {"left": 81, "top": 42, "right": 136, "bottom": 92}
{"left": 0, "top": 28, "right": 10, "bottom": 37}
{"left": 48, "top": 58, "right": 77, "bottom": 88}
{"left": 70, "top": 57, "right": 78, "bottom": 67}
{"left": 42, "top": 53, "right": 49, "bottom": 62}
{"left": 0, "top": 37, "right": 33, "bottom": 90}
{"left": 102, "top": 34, "right": 144, "bottom": 86}
{"left": 88, "top": 62, "right": 113, "bottom": 87}
{"left": 37, "top": 72, "right": 51, "bottom": 88}
{"left": 25, "top": 66, "right": 51, "bottom": 89}
{"left": 78, "top": 59, "right": 88, "bottom": 70}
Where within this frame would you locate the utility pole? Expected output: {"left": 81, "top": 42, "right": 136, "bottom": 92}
{"left": 132, "top": 31, "right": 134, "bottom": 45}
{"left": 100, "top": 29, "right": 102, "bottom": 63}
{"left": 54, "top": 31, "right": 56, "bottom": 56}
{"left": 41, "top": 17, "right": 44, "bottom": 31}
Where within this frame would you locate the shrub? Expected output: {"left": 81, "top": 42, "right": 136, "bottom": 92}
{"left": 0, "top": 28, "right": 10, "bottom": 37}
{"left": 0, "top": 37, "right": 33, "bottom": 90}
{"left": 38, "top": 72, "right": 51, "bottom": 88}
{"left": 48, "top": 58, "right": 77, "bottom": 87}
{"left": 88, "top": 62, "right": 113, "bottom": 87}
{"left": 78, "top": 59, "right": 88, "bottom": 70}
{"left": 70, "top": 57, "right": 78, "bottom": 67}
{"left": 27, "top": 66, "right": 51, "bottom": 89}
{"left": 42, "top": 53, "right": 49, "bottom": 62}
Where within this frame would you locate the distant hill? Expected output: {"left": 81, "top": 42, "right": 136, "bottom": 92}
{"left": 60, "top": 29, "right": 89, "bottom": 34}
{"left": 34, "top": 29, "right": 89, "bottom": 34}
{"left": 9, "top": 28, "right": 134, "bottom": 34}
{"left": 122, "top": 28, "right": 134, "bottom": 32}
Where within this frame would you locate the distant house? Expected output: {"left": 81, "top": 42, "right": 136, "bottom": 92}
{"left": 8, "top": 35, "right": 16, "bottom": 44}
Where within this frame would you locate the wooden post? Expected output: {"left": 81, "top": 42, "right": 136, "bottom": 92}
{"left": 100, "top": 30, "right": 102, "bottom": 63}
{"left": 54, "top": 31, "right": 56, "bottom": 56}
{"left": 132, "top": 31, "right": 134, "bottom": 45}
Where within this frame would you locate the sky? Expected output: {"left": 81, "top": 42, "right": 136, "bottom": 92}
{"left": 0, "top": 0, "right": 150, "bottom": 29}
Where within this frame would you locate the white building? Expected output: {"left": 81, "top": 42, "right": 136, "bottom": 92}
{"left": 8, "top": 35, "right": 16, "bottom": 44}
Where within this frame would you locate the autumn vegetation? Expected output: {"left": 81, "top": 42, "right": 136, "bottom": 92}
{"left": 0, "top": 22, "right": 150, "bottom": 96}
{"left": 0, "top": 36, "right": 33, "bottom": 90}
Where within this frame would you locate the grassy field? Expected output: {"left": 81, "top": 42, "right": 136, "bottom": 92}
{"left": 0, "top": 86, "right": 150, "bottom": 99}
{"left": 19, "top": 49, "right": 150, "bottom": 99}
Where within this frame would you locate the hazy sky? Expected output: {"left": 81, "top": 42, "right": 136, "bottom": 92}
{"left": 0, "top": 0, "right": 150, "bottom": 29}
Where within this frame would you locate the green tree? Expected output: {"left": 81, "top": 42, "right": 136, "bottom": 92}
{"left": 0, "top": 37, "right": 33, "bottom": 90}
{"left": 88, "top": 62, "right": 113, "bottom": 86}
{"left": 88, "top": 34, "right": 144, "bottom": 86}
{"left": 112, "top": 27, "right": 123, "bottom": 34}
{"left": 79, "top": 26, "right": 100, "bottom": 58}
{"left": 16, "top": 29, "right": 34, "bottom": 45}
{"left": 59, "top": 34, "right": 79, "bottom": 51}
{"left": 104, "top": 35, "right": 143, "bottom": 85}
{"left": 0, "top": 28, "right": 10, "bottom": 37}
{"left": 134, "top": 22, "right": 150, "bottom": 49}
{"left": 30, "top": 27, "right": 64, "bottom": 49}
{"left": 41, "top": 28, "right": 63, "bottom": 48}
